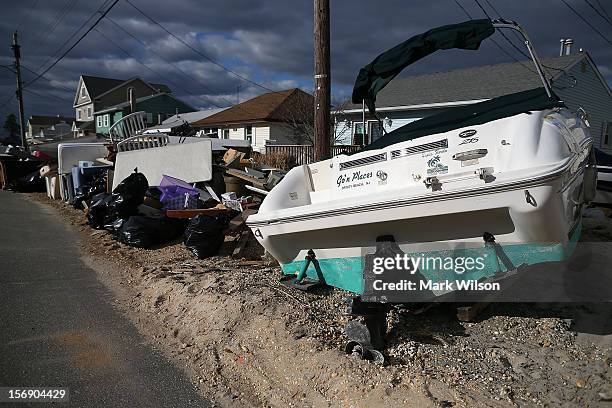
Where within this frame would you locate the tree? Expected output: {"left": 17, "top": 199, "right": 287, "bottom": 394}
{"left": 2, "top": 113, "right": 21, "bottom": 146}
{"left": 282, "top": 91, "right": 351, "bottom": 146}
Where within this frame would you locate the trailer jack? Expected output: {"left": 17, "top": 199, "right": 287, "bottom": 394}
{"left": 280, "top": 249, "right": 326, "bottom": 291}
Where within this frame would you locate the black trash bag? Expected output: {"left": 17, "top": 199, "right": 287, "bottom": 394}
{"left": 105, "top": 217, "right": 126, "bottom": 235}
{"left": 145, "top": 186, "right": 162, "bottom": 200}
{"left": 108, "top": 170, "right": 149, "bottom": 219}
{"left": 118, "top": 215, "right": 186, "bottom": 248}
{"left": 183, "top": 215, "right": 229, "bottom": 259}
{"left": 8, "top": 170, "right": 46, "bottom": 192}
{"left": 87, "top": 193, "right": 112, "bottom": 229}
{"left": 73, "top": 170, "right": 109, "bottom": 210}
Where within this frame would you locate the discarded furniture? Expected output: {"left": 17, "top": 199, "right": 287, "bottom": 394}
{"left": 117, "top": 134, "right": 170, "bottom": 152}
{"left": 108, "top": 111, "right": 147, "bottom": 144}
{"left": 57, "top": 143, "right": 108, "bottom": 201}
{"left": 112, "top": 139, "right": 213, "bottom": 190}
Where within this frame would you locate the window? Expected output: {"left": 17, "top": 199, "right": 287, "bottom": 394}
{"left": 353, "top": 122, "right": 367, "bottom": 145}
{"left": 96, "top": 116, "right": 101, "bottom": 127}
{"left": 146, "top": 113, "right": 153, "bottom": 124}
{"left": 368, "top": 121, "right": 383, "bottom": 144}
{"left": 81, "top": 86, "right": 86, "bottom": 97}
{"left": 77, "top": 110, "right": 82, "bottom": 120}
{"left": 604, "top": 122, "right": 611, "bottom": 148}
{"left": 244, "top": 125, "right": 253, "bottom": 143}
{"left": 87, "top": 107, "right": 92, "bottom": 118}
{"left": 102, "top": 114, "right": 109, "bottom": 127}
{"left": 223, "top": 129, "right": 230, "bottom": 139}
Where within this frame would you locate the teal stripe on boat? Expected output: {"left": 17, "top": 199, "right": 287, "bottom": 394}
{"left": 281, "top": 223, "right": 582, "bottom": 295}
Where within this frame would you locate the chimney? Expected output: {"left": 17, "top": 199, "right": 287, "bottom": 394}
{"left": 564, "top": 38, "right": 573, "bottom": 55}
{"left": 127, "top": 87, "right": 136, "bottom": 113}
{"left": 559, "top": 38, "right": 565, "bottom": 56}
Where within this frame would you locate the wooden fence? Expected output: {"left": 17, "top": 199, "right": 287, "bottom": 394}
{"left": 264, "top": 144, "right": 362, "bottom": 166}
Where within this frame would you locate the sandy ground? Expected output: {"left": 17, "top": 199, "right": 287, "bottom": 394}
{"left": 24, "top": 193, "right": 612, "bottom": 407}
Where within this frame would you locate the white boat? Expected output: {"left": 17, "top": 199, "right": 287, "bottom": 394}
{"left": 247, "top": 19, "right": 596, "bottom": 296}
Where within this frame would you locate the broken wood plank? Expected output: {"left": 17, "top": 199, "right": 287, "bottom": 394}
{"left": 225, "top": 168, "right": 267, "bottom": 189}
{"left": 456, "top": 303, "right": 490, "bottom": 322}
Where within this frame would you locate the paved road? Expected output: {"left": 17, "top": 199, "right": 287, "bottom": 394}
{"left": 0, "top": 191, "right": 210, "bottom": 407}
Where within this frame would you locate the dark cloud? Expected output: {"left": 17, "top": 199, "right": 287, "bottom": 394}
{"left": 0, "top": 0, "right": 610, "bottom": 119}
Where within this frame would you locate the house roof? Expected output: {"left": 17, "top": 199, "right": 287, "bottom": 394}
{"left": 345, "top": 53, "right": 587, "bottom": 110}
{"left": 193, "top": 88, "right": 313, "bottom": 126}
{"left": 81, "top": 75, "right": 171, "bottom": 98}
{"left": 93, "top": 93, "right": 194, "bottom": 115}
{"left": 28, "top": 115, "right": 75, "bottom": 126}
{"left": 162, "top": 108, "right": 228, "bottom": 125}
{"left": 144, "top": 108, "right": 229, "bottom": 132}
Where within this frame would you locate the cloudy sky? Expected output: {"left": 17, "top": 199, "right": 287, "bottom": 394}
{"left": 0, "top": 0, "right": 610, "bottom": 120}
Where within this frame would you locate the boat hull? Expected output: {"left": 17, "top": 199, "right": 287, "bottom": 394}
{"left": 252, "top": 170, "right": 586, "bottom": 295}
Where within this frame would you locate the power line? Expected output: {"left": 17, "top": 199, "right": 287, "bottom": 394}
{"left": 21, "top": 64, "right": 75, "bottom": 94}
{"left": 479, "top": 0, "right": 566, "bottom": 76}
{"left": 125, "top": 0, "right": 277, "bottom": 94}
{"left": 560, "top": 0, "right": 612, "bottom": 46}
{"left": 451, "top": 0, "right": 539, "bottom": 75}
{"left": 16, "top": 0, "right": 42, "bottom": 29}
{"left": 103, "top": 17, "right": 232, "bottom": 109}
{"left": 32, "top": 0, "right": 83, "bottom": 71}
{"left": 34, "top": 0, "right": 113, "bottom": 73}
{"left": 482, "top": 0, "right": 527, "bottom": 46}
{"left": 92, "top": 27, "right": 220, "bottom": 106}
{"left": 474, "top": 0, "right": 533, "bottom": 60}
{"left": 596, "top": 0, "right": 612, "bottom": 22}
{"left": 0, "top": 94, "right": 16, "bottom": 111}
{"left": 24, "top": 0, "right": 120, "bottom": 88}
{"left": 23, "top": 87, "right": 73, "bottom": 103}
{"left": 583, "top": 0, "right": 612, "bottom": 26}
{"left": 94, "top": 25, "right": 261, "bottom": 119}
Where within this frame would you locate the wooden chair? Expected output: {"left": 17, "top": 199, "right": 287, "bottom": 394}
{"left": 108, "top": 111, "right": 147, "bottom": 144}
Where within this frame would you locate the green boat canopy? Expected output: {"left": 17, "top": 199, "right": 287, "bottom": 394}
{"left": 351, "top": 19, "right": 495, "bottom": 113}
{"left": 355, "top": 87, "right": 565, "bottom": 154}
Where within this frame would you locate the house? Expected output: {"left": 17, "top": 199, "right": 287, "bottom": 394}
{"left": 192, "top": 88, "right": 314, "bottom": 152}
{"left": 73, "top": 75, "right": 171, "bottom": 123}
{"left": 38, "top": 122, "right": 72, "bottom": 141}
{"left": 335, "top": 52, "right": 612, "bottom": 153}
{"left": 71, "top": 121, "right": 95, "bottom": 138}
{"left": 93, "top": 93, "right": 194, "bottom": 135}
{"left": 26, "top": 115, "right": 75, "bottom": 139}
{"left": 144, "top": 108, "right": 229, "bottom": 136}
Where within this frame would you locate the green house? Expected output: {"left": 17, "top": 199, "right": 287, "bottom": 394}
{"left": 94, "top": 93, "right": 194, "bottom": 135}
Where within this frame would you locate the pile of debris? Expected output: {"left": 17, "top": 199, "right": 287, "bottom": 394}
{"left": 25, "top": 137, "right": 288, "bottom": 260}
{"left": 0, "top": 145, "right": 53, "bottom": 192}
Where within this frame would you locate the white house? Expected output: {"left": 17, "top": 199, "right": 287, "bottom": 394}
{"left": 192, "top": 88, "right": 314, "bottom": 152}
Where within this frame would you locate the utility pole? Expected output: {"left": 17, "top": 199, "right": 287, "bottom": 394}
{"left": 313, "top": 0, "right": 330, "bottom": 161}
{"left": 11, "top": 31, "right": 27, "bottom": 151}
